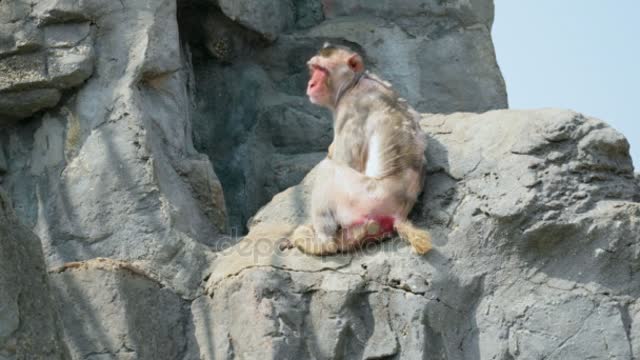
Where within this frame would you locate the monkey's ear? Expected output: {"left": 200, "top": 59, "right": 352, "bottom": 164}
{"left": 347, "top": 54, "right": 364, "bottom": 73}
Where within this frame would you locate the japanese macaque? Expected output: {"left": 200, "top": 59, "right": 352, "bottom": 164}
{"left": 283, "top": 43, "right": 432, "bottom": 256}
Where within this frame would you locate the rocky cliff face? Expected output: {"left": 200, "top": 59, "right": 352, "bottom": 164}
{"left": 0, "top": 1, "right": 638, "bottom": 359}
{"left": 226, "top": 109, "right": 640, "bottom": 359}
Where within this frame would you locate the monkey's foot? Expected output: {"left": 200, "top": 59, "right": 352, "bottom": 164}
{"left": 291, "top": 225, "right": 339, "bottom": 256}
{"left": 395, "top": 221, "right": 432, "bottom": 255}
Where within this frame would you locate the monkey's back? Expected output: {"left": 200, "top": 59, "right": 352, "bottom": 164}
{"left": 332, "top": 77, "right": 426, "bottom": 178}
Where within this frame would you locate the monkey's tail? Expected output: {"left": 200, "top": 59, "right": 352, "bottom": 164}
{"left": 394, "top": 220, "right": 432, "bottom": 255}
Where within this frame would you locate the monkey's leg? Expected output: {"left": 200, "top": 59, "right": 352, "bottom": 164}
{"left": 298, "top": 159, "right": 391, "bottom": 255}
{"left": 314, "top": 159, "right": 387, "bottom": 253}
{"left": 327, "top": 162, "right": 432, "bottom": 254}
{"left": 290, "top": 224, "right": 339, "bottom": 255}
{"left": 289, "top": 159, "right": 342, "bottom": 255}
{"left": 394, "top": 220, "right": 432, "bottom": 255}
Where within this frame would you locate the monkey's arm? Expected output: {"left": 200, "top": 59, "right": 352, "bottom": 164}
{"left": 364, "top": 122, "right": 421, "bottom": 180}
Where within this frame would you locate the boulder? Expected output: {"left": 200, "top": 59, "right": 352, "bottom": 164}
{"left": 0, "top": 0, "right": 94, "bottom": 123}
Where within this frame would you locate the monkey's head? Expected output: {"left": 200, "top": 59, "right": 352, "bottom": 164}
{"left": 306, "top": 43, "right": 364, "bottom": 109}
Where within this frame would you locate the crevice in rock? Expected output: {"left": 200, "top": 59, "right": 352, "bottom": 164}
{"left": 619, "top": 302, "right": 635, "bottom": 358}
{"left": 334, "top": 325, "right": 367, "bottom": 360}
{"left": 422, "top": 312, "right": 449, "bottom": 360}
{"left": 48, "top": 258, "right": 165, "bottom": 289}
{"left": 178, "top": 1, "right": 278, "bottom": 234}
{"left": 176, "top": 299, "right": 199, "bottom": 360}
{"left": 205, "top": 257, "right": 355, "bottom": 291}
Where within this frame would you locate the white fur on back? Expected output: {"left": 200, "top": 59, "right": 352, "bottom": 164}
{"left": 365, "top": 133, "right": 383, "bottom": 178}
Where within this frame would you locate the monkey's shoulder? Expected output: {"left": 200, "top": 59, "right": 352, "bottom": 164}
{"left": 359, "top": 82, "right": 414, "bottom": 117}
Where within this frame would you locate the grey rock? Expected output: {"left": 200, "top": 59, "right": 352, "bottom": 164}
{"left": 30, "top": 113, "right": 67, "bottom": 176}
{"left": 271, "top": 152, "right": 327, "bottom": 192}
{"left": 32, "top": 0, "right": 110, "bottom": 25}
{"left": 49, "top": 259, "right": 192, "bottom": 360}
{"left": 1, "top": 0, "right": 225, "bottom": 300}
{"left": 0, "top": 52, "right": 48, "bottom": 92}
{"left": 0, "top": 21, "right": 43, "bottom": 57}
{"left": 177, "top": 156, "right": 228, "bottom": 233}
{"left": 0, "top": 88, "right": 61, "bottom": 122}
{"left": 0, "top": 0, "right": 31, "bottom": 23}
{"left": 0, "top": 39, "right": 94, "bottom": 93}
{"left": 0, "top": 3, "right": 94, "bottom": 122}
{"left": 207, "top": 109, "right": 639, "bottom": 360}
{"left": 217, "top": 0, "right": 295, "bottom": 40}
{"left": 44, "top": 22, "right": 91, "bottom": 48}
{"left": 319, "top": 0, "right": 495, "bottom": 27}
{"left": 0, "top": 189, "right": 65, "bottom": 359}
{"left": 140, "top": 1, "right": 182, "bottom": 77}
{"left": 46, "top": 36, "right": 94, "bottom": 88}
{"left": 0, "top": 147, "right": 6, "bottom": 174}
{"left": 294, "top": 0, "right": 324, "bottom": 29}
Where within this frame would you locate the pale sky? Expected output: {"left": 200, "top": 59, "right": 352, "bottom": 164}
{"left": 492, "top": 0, "right": 639, "bottom": 171}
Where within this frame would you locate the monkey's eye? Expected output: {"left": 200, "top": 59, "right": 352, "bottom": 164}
{"left": 309, "top": 64, "right": 328, "bottom": 75}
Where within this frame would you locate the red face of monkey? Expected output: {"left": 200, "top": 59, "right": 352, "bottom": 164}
{"left": 306, "top": 44, "right": 364, "bottom": 109}
{"left": 307, "top": 64, "right": 331, "bottom": 106}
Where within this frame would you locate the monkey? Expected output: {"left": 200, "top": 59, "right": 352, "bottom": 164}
{"left": 282, "top": 43, "right": 432, "bottom": 256}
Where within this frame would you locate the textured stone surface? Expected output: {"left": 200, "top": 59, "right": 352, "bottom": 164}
{"left": 319, "top": 0, "right": 495, "bottom": 26}
{"left": 2, "top": 108, "right": 634, "bottom": 359}
{"left": 0, "top": 0, "right": 95, "bottom": 123}
{"left": 49, "top": 259, "right": 193, "bottom": 360}
{"left": 0, "top": 0, "right": 225, "bottom": 299}
{"left": 0, "top": 148, "right": 6, "bottom": 174}
{"left": 0, "top": 89, "right": 62, "bottom": 120}
{"left": 0, "top": 189, "right": 65, "bottom": 359}
{"left": 204, "top": 109, "right": 640, "bottom": 359}
{"left": 217, "top": 0, "right": 295, "bottom": 40}
{"left": 0, "top": 0, "right": 95, "bottom": 125}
